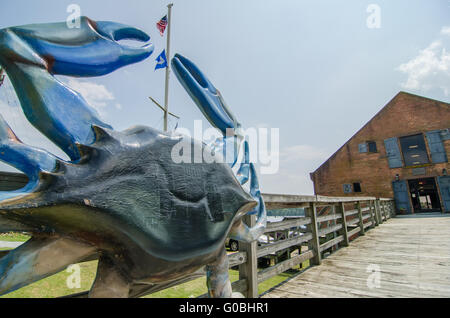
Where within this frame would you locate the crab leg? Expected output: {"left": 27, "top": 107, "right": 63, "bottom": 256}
{"left": 0, "top": 217, "right": 33, "bottom": 233}
{"left": 235, "top": 140, "right": 250, "bottom": 185}
{"left": 229, "top": 163, "right": 267, "bottom": 243}
{"left": 0, "top": 236, "right": 96, "bottom": 296}
{"left": 206, "top": 247, "right": 232, "bottom": 298}
{"left": 89, "top": 255, "right": 131, "bottom": 298}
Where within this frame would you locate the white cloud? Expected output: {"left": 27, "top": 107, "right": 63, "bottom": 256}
{"left": 397, "top": 27, "right": 450, "bottom": 96}
{"left": 441, "top": 26, "right": 450, "bottom": 36}
{"left": 66, "top": 78, "right": 115, "bottom": 115}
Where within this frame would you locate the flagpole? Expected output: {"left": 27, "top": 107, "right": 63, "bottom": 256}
{"left": 163, "top": 3, "right": 173, "bottom": 132}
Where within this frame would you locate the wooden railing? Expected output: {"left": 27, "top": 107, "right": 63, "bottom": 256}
{"left": 229, "top": 194, "right": 395, "bottom": 298}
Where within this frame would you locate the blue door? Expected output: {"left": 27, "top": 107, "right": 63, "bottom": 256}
{"left": 392, "top": 180, "right": 412, "bottom": 214}
{"left": 437, "top": 176, "right": 450, "bottom": 212}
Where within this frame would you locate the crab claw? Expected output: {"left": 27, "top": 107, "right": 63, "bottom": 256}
{"left": 172, "top": 54, "right": 239, "bottom": 135}
{"left": 0, "top": 17, "right": 154, "bottom": 161}
{"left": 95, "top": 21, "right": 150, "bottom": 42}
{"left": 1, "top": 16, "right": 153, "bottom": 77}
{"left": 0, "top": 114, "right": 59, "bottom": 202}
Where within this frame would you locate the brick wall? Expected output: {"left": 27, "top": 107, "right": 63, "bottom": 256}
{"left": 311, "top": 92, "right": 450, "bottom": 198}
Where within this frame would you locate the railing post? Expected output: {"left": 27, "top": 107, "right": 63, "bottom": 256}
{"left": 307, "top": 202, "right": 321, "bottom": 266}
{"left": 357, "top": 201, "right": 365, "bottom": 235}
{"left": 370, "top": 200, "right": 378, "bottom": 227}
{"left": 386, "top": 201, "right": 391, "bottom": 219}
{"left": 331, "top": 205, "right": 339, "bottom": 252}
{"left": 375, "top": 199, "right": 382, "bottom": 224}
{"left": 387, "top": 202, "right": 390, "bottom": 218}
{"left": 238, "top": 214, "right": 258, "bottom": 298}
{"left": 383, "top": 201, "right": 388, "bottom": 220}
{"left": 337, "top": 202, "right": 349, "bottom": 246}
{"left": 379, "top": 201, "right": 384, "bottom": 222}
{"left": 389, "top": 200, "right": 395, "bottom": 218}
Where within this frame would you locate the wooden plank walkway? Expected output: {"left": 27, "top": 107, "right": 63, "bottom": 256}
{"left": 263, "top": 215, "right": 450, "bottom": 298}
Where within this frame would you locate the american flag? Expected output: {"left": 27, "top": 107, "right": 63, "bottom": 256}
{"left": 156, "top": 15, "right": 168, "bottom": 36}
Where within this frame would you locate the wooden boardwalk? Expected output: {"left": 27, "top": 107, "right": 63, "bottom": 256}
{"left": 263, "top": 215, "right": 450, "bottom": 298}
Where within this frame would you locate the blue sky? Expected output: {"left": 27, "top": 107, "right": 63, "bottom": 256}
{"left": 0, "top": 0, "right": 449, "bottom": 194}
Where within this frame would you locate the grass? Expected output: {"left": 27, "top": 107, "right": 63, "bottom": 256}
{"left": 145, "top": 267, "right": 304, "bottom": 298}
{"left": 0, "top": 251, "right": 308, "bottom": 298}
{"left": 0, "top": 232, "right": 31, "bottom": 242}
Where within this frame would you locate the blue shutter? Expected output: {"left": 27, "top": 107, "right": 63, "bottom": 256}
{"left": 358, "top": 143, "right": 368, "bottom": 153}
{"left": 437, "top": 176, "right": 450, "bottom": 212}
{"left": 343, "top": 184, "right": 352, "bottom": 193}
{"left": 426, "top": 130, "right": 448, "bottom": 163}
{"left": 384, "top": 137, "right": 403, "bottom": 168}
{"left": 392, "top": 180, "right": 411, "bottom": 214}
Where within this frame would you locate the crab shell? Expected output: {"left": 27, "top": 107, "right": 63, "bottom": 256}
{"left": 0, "top": 125, "right": 256, "bottom": 288}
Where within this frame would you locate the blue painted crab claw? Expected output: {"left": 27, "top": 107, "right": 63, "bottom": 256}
{"left": 172, "top": 53, "right": 239, "bottom": 136}
{"left": 0, "top": 17, "right": 153, "bottom": 161}
{"left": 2, "top": 16, "right": 153, "bottom": 77}
{"left": 0, "top": 114, "right": 58, "bottom": 203}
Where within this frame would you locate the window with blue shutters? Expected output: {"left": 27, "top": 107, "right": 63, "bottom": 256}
{"left": 399, "top": 134, "right": 430, "bottom": 166}
{"left": 359, "top": 141, "right": 377, "bottom": 153}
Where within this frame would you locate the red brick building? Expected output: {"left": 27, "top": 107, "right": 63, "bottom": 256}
{"left": 310, "top": 92, "right": 450, "bottom": 214}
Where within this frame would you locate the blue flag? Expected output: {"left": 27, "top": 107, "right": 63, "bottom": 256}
{"left": 155, "top": 50, "right": 167, "bottom": 70}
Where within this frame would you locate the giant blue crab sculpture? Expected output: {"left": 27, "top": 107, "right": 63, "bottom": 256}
{"left": 0, "top": 17, "right": 266, "bottom": 297}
